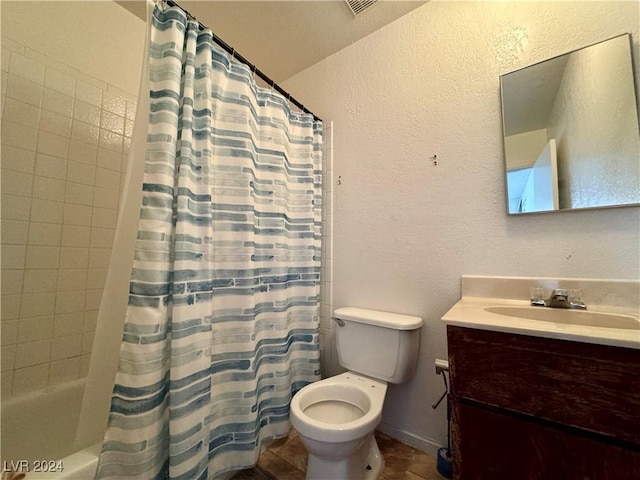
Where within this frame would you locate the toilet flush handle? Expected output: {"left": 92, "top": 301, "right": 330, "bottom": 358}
{"left": 331, "top": 317, "right": 345, "bottom": 327}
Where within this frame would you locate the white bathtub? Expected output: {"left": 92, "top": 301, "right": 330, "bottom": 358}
{"left": 1, "top": 378, "right": 102, "bottom": 479}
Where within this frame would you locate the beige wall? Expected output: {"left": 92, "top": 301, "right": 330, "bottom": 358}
{"left": 283, "top": 0, "right": 640, "bottom": 452}
{"left": 1, "top": 1, "right": 145, "bottom": 397}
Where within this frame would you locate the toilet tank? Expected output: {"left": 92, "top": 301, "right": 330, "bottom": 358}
{"left": 333, "top": 307, "right": 423, "bottom": 384}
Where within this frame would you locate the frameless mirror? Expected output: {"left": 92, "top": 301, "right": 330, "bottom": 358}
{"left": 500, "top": 34, "right": 640, "bottom": 214}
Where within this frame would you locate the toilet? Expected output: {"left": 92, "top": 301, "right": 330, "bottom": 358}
{"left": 291, "top": 307, "right": 423, "bottom": 480}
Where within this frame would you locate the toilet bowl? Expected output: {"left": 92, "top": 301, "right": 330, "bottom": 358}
{"left": 290, "top": 307, "right": 423, "bottom": 480}
{"left": 291, "top": 372, "right": 387, "bottom": 479}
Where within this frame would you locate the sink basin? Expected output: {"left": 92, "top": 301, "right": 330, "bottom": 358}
{"left": 483, "top": 306, "right": 639, "bottom": 330}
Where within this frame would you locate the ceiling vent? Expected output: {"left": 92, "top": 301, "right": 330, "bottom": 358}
{"left": 345, "top": 0, "right": 378, "bottom": 16}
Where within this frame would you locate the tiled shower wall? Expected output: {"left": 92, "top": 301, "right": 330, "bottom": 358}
{"left": 319, "top": 122, "right": 334, "bottom": 378}
{"left": 0, "top": 36, "right": 137, "bottom": 397}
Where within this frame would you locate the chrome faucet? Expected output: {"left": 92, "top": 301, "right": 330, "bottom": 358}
{"left": 531, "top": 288, "right": 587, "bottom": 310}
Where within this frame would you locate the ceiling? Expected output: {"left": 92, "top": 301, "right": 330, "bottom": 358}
{"left": 501, "top": 54, "right": 569, "bottom": 137}
{"left": 115, "top": 0, "right": 427, "bottom": 82}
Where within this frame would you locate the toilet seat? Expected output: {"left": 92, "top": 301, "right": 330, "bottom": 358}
{"left": 291, "top": 372, "right": 387, "bottom": 444}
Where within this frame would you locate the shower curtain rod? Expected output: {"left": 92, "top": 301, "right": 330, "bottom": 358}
{"left": 164, "top": 0, "right": 322, "bottom": 123}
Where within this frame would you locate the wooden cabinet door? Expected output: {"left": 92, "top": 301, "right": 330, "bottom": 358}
{"left": 453, "top": 402, "right": 640, "bottom": 480}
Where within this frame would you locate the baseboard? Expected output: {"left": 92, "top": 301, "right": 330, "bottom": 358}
{"left": 376, "top": 422, "right": 442, "bottom": 456}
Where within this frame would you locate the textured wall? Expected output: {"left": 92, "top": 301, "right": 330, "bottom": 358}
{"left": 283, "top": 1, "right": 640, "bottom": 451}
{"left": 548, "top": 35, "right": 640, "bottom": 209}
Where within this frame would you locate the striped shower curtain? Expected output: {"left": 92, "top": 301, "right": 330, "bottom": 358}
{"left": 96, "top": 5, "right": 322, "bottom": 479}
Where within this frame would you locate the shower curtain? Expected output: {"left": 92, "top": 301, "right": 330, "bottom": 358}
{"left": 96, "top": 4, "right": 322, "bottom": 479}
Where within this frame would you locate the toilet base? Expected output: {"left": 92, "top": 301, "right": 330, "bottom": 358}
{"left": 305, "top": 435, "right": 384, "bottom": 480}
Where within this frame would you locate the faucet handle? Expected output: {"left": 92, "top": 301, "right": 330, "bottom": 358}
{"left": 530, "top": 287, "right": 546, "bottom": 306}
{"left": 568, "top": 289, "right": 587, "bottom": 309}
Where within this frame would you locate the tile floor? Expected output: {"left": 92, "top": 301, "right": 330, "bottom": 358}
{"left": 233, "top": 429, "right": 444, "bottom": 480}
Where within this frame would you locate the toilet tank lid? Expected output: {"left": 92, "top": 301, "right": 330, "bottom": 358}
{"left": 333, "top": 307, "right": 423, "bottom": 330}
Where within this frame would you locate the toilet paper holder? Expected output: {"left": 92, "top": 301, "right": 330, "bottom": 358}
{"left": 432, "top": 359, "right": 449, "bottom": 409}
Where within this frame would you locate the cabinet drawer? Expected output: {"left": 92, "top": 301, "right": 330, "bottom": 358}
{"left": 447, "top": 326, "right": 640, "bottom": 445}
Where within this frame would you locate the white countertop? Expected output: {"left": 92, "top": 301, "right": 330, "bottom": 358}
{"left": 442, "top": 276, "right": 640, "bottom": 350}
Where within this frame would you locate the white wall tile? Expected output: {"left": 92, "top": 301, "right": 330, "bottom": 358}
{"left": 1, "top": 294, "right": 22, "bottom": 320}
{"left": 10, "top": 52, "right": 45, "bottom": 85}
{"left": 63, "top": 204, "right": 93, "bottom": 226}
{"left": 61, "top": 225, "right": 91, "bottom": 247}
{"left": 101, "top": 111, "right": 125, "bottom": 135}
{"left": 75, "top": 81, "right": 102, "bottom": 107}
{"left": 88, "top": 248, "right": 112, "bottom": 269}
{"left": 79, "top": 353, "right": 91, "bottom": 377}
{"left": 38, "top": 131, "right": 70, "bottom": 158}
{"left": 102, "top": 92, "right": 127, "bottom": 116}
{"left": 97, "top": 148, "right": 122, "bottom": 173}
{"left": 86, "top": 268, "right": 107, "bottom": 290}
{"left": 91, "top": 208, "right": 117, "bottom": 229}
{"left": 81, "top": 332, "right": 94, "bottom": 354}
{"left": 50, "top": 334, "right": 82, "bottom": 360}
{"left": 1, "top": 321, "right": 19, "bottom": 346}
{"left": 1, "top": 344, "right": 17, "bottom": 372}
{"left": 40, "top": 110, "right": 73, "bottom": 138}
{"left": 5, "top": 73, "right": 43, "bottom": 108}
{"left": 12, "top": 364, "right": 49, "bottom": 395}
{"left": 66, "top": 161, "right": 96, "bottom": 186}
{"left": 2, "top": 46, "right": 11, "bottom": 72}
{"left": 1, "top": 245, "right": 26, "bottom": 269}
{"left": 3, "top": 97, "right": 41, "bottom": 127}
{"left": 18, "top": 316, "right": 54, "bottom": 343}
{"left": 1, "top": 370, "right": 15, "bottom": 397}
{"left": 25, "top": 245, "right": 60, "bottom": 269}
{"left": 59, "top": 247, "right": 89, "bottom": 269}
{"left": 45, "top": 67, "right": 76, "bottom": 97}
{"left": 125, "top": 101, "right": 137, "bottom": 121}
{"left": 1, "top": 195, "right": 32, "bottom": 221}
{"left": 83, "top": 310, "right": 98, "bottom": 333}
{"left": 14, "top": 339, "right": 51, "bottom": 369}
{"left": 30, "top": 199, "right": 64, "bottom": 224}
{"left": 84, "top": 289, "right": 102, "bottom": 311}
{"left": 1, "top": 145, "right": 36, "bottom": 174}
{"left": 65, "top": 182, "right": 94, "bottom": 205}
{"left": 73, "top": 100, "right": 101, "bottom": 127}
{"left": 98, "top": 129, "right": 123, "bottom": 153}
{"left": 95, "top": 167, "right": 120, "bottom": 189}
{"left": 2, "top": 35, "right": 138, "bottom": 391}
{"left": 32, "top": 176, "right": 66, "bottom": 202}
{"left": 35, "top": 153, "right": 67, "bottom": 180}
{"left": 124, "top": 118, "right": 135, "bottom": 137}
{"left": 71, "top": 120, "right": 100, "bottom": 146}
{"left": 1, "top": 120, "right": 38, "bottom": 151}
{"left": 57, "top": 268, "right": 88, "bottom": 291}
{"left": 20, "top": 292, "right": 55, "bottom": 318}
{"left": 93, "top": 187, "right": 119, "bottom": 209}
{"left": 68, "top": 140, "right": 98, "bottom": 165}
{"left": 42, "top": 88, "right": 74, "bottom": 117}
{"left": 53, "top": 312, "right": 84, "bottom": 337}
{"left": 27, "top": 222, "right": 62, "bottom": 246}
{"left": 0, "top": 169, "right": 33, "bottom": 197}
{"left": 22, "top": 269, "right": 57, "bottom": 293}
{"left": 1, "top": 220, "right": 29, "bottom": 244}
{"left": 1, "top": 269, "right": 24, "bottom": 295}
{"left": 90, "top": 227, "right": 115, "bottom": 248}
{"left": 48, "top": 356, "right": 80, "bottom": 384}
{"left": 55, "top": 290, "right": 86, "bottom": 314}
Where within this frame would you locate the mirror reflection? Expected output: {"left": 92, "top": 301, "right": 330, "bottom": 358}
{"left": 500, "top": 34, "right": 640, "bottom": 214}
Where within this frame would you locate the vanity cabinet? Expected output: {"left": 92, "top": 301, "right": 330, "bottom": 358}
{"left": 447, "top": 326, "right": 640, "bottom": 479}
